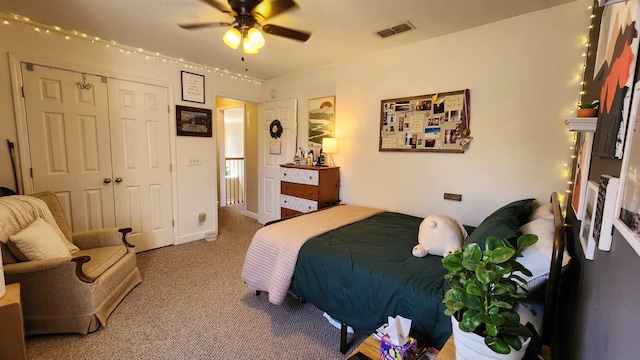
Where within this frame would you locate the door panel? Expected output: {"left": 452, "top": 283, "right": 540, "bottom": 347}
{"left": 258, "top": 99, "right": 297, "bottom": 224}
{"left": 22, "top": 64, "right": 115, "bottom": 232}
{"left": 108, "top": 79, "right": 173, "bottom": 252}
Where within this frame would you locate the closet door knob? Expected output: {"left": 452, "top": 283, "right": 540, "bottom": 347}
{"left": 103, "top": 177, "right": 112, "bottom": 184}
{"left": 114, "top": 177, "right": 123, "bottom": 183}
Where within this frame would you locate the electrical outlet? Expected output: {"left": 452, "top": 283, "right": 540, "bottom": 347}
{"left": 444, "top": 193, "right": 462, "bottom": 201}
{"left": 188, "top": 157, "right": 201, "bottom": 166}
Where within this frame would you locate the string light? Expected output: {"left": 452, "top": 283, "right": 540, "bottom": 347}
{"left": 0, "top": 11, "right": 263, "bottom": 85}
{"left": 562, "top": 3, "right": 598, "bottom": 213}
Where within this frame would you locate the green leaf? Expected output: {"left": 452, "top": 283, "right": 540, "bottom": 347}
{"left": 489, "top": 313, "right": 506, "bottom": 326}
{"left": 462, "top": 309, "right": 482, "bottom": 330}
{"left": 486, "top": 324, "right": 499, "bottom": 336}
{"left": 442, "top": 255, "right": 463, "bottom": 272}
{"left": 460, "top": 292, "right": 483, "bottom": 310}
{"left": 500, "top": 311, "right": 521, "bottom": 326}
{"left": 500, "top": 325, "right": 533, "bottom": 338}
{"left": 476, "top": 267, "right": 497, "bottom": 284}
{"left": 477, "top": 313, "right": 491, "bottom": 324}
{"left": 491, "top": 300, "right": 513, "bottom": 309}
{"left": 503, "top": 334, "right": 523, "bottom": 351}
{"left": 463, "top": 243, "right": 482, "bottom": 262}
{"left": 511, "top": 274, "right": 528, "bottom": 285}
{"left": 519, "top": 302, "right": 537, "bottom": 316}
{"left": 485, "top": 336, "right": 511, "bottom": 354}
{"left": 485, "top": 236, "right": 506, "bottom": 250}
{"left": 490, "top": 246, "right": 516, "bottom": 264}
{"left": 517, "top": 233, "right": 538, "bottom": 250}
{"left": 465, "top": 282, "right": 484, "bottom": 296}
{"left": 462, "top": 259, "right": 480, "bottom": 271}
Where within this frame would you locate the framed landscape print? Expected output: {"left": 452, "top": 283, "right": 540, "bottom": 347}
{"left": 176, "top": 105, "right": 212, "bottom": 137}
{"left": 308, "top": 96, "right": 335, "bottom": 147}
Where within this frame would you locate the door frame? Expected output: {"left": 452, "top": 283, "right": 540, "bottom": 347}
{"left": 216, "top": 104, "right": 246, "bottom": 208}
{"left": 8, "top": 53, "right": 179, "bottom": 243}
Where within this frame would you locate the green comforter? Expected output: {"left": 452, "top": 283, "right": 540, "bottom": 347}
{"left": 290, "top": 212, "right": 457, "bottom": 349}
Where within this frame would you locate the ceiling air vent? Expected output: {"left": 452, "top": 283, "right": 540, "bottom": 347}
{"left": 376, "top": 21, "right": 415, "bottom": 39}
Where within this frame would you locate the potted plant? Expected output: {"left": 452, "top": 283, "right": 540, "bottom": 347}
{"left": 442, "top": 234, "right": 538, "bottom": 359}
{"left": 577, "top": 101, "right": 599, "bottom": 117}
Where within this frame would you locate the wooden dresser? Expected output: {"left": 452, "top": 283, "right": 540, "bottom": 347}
{"left": 279, "top": 164, "right": 340, "bottom": 219}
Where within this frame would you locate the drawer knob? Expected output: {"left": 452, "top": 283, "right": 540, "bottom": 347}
{"left": 309, "top": 176, "right": 312, "bottom": 179}
{"left": 284, "top": 173, "right": 287, "bottom": 176}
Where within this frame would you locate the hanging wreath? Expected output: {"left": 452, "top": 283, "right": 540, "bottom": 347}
{"left": 269, "top": 119, "right": 283, "bottom": 139}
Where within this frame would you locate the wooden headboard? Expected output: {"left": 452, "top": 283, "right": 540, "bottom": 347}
{"left": 541, "top": 192, "right": 567, "bottom": 347}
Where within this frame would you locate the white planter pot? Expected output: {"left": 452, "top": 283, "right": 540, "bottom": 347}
{"left": 451, "top": 317, "right": 530, "bottom": 360}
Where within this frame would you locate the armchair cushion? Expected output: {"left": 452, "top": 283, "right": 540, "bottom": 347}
{"left": 8, "top": 218, "right": 71, "bottom": 261}
{"left": 73, "top": 246, "right": 127, "bottom": 279}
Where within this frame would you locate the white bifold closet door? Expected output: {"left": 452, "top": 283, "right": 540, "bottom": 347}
{"left": 22, "top": 64, "right": 174, "bottom": 251}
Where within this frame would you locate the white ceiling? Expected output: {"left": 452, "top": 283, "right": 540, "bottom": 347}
{"left": 0, "top": 0, "right": 576, "bottom": 80}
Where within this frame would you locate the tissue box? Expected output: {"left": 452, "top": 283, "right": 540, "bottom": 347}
{"left": 379, "top": 334, "right": 417, "bottom": 360}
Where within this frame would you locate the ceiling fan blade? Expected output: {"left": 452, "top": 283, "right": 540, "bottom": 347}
{"left": 262, "top": 24, "right": 310, "bottom": 42}
{"left": 199, "top": 0, "right": 234, "bottom": 15}
{"left": 178, "top": 22, "right": 233, "bottom": 30}
{"left": 252, "top": 0, "right": 298, "bottom": 21}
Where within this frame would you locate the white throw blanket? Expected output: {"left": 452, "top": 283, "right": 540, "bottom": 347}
{"left": 0, "top": 195, "right": 78, "bottom": 252}
{"left": 241, "top": 205, "right": 384, "bottom": 305}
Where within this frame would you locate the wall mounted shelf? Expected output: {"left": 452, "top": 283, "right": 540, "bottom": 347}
{"left": 564, "top": 117, "right": 597, "bottom": 132}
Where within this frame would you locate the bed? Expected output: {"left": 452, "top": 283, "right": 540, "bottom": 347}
{"left": 241, "top": 193, "right": 568, "bottom": 354}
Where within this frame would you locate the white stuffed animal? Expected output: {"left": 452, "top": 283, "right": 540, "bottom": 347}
{"left": 412, "top": 215, "right": 467, "bottom": 257}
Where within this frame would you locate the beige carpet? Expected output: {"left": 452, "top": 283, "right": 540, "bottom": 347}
{"left": 25, "top": 204, "right": 366, "bottom": 359}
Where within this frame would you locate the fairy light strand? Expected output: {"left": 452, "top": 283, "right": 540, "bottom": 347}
{"left": 0, "top": 12, "right": 263, "bottom": 85}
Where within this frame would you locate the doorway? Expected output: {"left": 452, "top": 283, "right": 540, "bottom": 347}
{"left": 215, "top": 97, "right": 259, "bottom": 220}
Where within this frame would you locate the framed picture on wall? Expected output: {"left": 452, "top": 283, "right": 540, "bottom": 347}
{"left": 614, "top": 81, "right": 640, "bottom": 256}
{"left": 571, "top": 132, "right": 595, "bottom": 220}
{"left": 181, "top": 71, "right": 205, "bottom": 104}
{"left": 308, "top": 96, "right": 335, "bottom": 147}
{"left": 176, "top": 105, "right": 212, "bottom": 137}
{"left": 594, "top": 1, "right": 640, "bottom": 158}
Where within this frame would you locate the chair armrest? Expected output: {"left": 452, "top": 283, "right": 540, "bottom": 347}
{"left": 3, "top": 256, "right": 73, "bottom": 274}
{"left": 72, "top": 228, "right": 123, "bottom": 249}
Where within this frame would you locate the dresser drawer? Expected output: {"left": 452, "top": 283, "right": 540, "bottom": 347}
{"left": 281, "top": 182, "right": 318, "bottom": 201}
{"left": 280, "top": 167, "right": 319, "bottom": 186}
{"left": 281, "top": 207, "right": 302, "bottom": 219}
{"left": 280, "top": 194, "right": 318, "bottom": 213}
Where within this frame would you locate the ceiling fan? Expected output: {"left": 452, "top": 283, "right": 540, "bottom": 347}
{"left": 178, "top": 0, "right": 311, "bottom": 54}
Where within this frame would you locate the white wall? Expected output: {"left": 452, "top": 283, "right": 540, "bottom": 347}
{"left": 0, "top": 19, "right": 263, "bottom": 243}
{"left": 265, "top": 1, "right": 590, "bottom": 226}
{"left": 224, "top": 108, "right": 245, "bottom": 158}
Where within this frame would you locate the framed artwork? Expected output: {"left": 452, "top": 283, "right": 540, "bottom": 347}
{"left": 594, "top": 1, "right": 640, "bottom": 158}
{"left": 308, "top": 96, "right": 335, "bottom": 147}
{"left": 181, "top": 71, "right": 205, "bottom": 104}
{"left": 379, "top": 89, "right": 470, "bottom": 153}
{"left": 176, "top": 105, "right": 212, "bottom": 137}
{"left": 614, "top": 81, "right": 640, "bottom": 256}
{"left": 580, "top": 181, "right": 599, "bottom": 260}
{"left": 571, "top": 132, "right": 595, "bottom": 220}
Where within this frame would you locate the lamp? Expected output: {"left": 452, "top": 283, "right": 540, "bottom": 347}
{"left": 322, "top": 137, "right": 337, "bottom": 166}
{"left": 223, "top": 22, "right": 266, "bottom": 54}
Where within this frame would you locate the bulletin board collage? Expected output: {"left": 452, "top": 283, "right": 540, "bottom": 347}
{"left": 379, "top": 89, "right": 470, "bottom": 153}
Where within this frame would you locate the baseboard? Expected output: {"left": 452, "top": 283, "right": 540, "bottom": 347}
{"left": 244, "top": 210, "right": 258, "bottom": 220}
{"left": 177, "top": 230, "right": 216, "bottom": 245}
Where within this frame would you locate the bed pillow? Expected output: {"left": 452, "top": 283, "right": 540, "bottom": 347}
{"left": 8, "top": 218, "right": 71, "bottom": 261}
{"left": 465, "top": 198, "right": 534, "bottom": 248}
{"left": 529, "top": 203, "right": 554, "bottom": 221}
{"left": 518, "top": 218, "right": 571, "bottom": 292}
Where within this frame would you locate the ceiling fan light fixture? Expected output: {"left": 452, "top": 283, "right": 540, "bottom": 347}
{"left": 247, "top": 27, "right": 265, "bottom": 49}
{"left": 223, "top": 27, "right": 242, "bottom": 49}
{"left": 243, "top": 37, "right": 260, "bottom": 54}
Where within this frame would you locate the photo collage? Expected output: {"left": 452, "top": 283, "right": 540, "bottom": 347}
{"left": 379, "top": 90, "right": 469, "bottom": 152}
